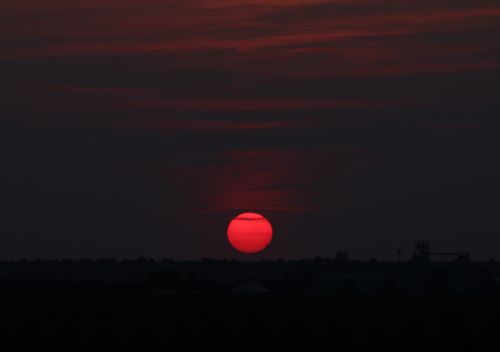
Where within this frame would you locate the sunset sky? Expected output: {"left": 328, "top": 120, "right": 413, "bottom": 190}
{"left": 1, "top": 0, "right": 499, "bottom": 259}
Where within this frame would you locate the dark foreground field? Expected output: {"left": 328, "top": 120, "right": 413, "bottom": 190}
{"left": 2, "top": 291, "right": 500, "bottom": 351}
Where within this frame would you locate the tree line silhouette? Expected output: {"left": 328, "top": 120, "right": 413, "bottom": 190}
{"left": 1, "top": 255, "right": 500, "bottom": 295}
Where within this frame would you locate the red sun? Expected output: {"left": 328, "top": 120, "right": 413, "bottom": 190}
{"left": 227, "top": 212, "right": 273, "bottom": 254}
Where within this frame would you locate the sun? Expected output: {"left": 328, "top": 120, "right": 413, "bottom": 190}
{"left": 227, "top": 212, "right": 273, "bottom": 254}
